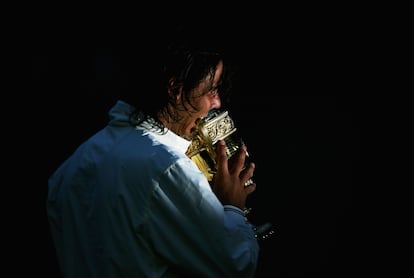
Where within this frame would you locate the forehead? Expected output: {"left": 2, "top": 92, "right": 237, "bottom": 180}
{"left": 206, "top": 61, "right": 223, "bottom": 84}
{"left": 200, "top": 65, "right": 222, "bottom": 88}
{"left": 188, "top": 61, "right": 224, "bottom": 95}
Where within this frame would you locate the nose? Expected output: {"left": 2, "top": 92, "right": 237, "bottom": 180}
{"left": 210, "top": 94, "right": 221, "bottom": 109}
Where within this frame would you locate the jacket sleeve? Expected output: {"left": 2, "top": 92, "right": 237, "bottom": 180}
{"left": 144, "top": 157, "right": 259, "bottom": 278}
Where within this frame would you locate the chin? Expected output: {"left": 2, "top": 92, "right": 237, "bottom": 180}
{"left": 187, "top": 125, "right": 195, "bottom": 135}
{"left": 187, "top": 121, "right": 199, "bottom": 135}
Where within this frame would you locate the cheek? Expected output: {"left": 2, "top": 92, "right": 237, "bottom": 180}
{"left": 189, "top": 97, "right": 209, "bottom": 114}
{"left": 200, "top": 97, "right": 213, "bottom": 112}
{"left": 187, "top": 93, "right": 214, "bottom": 116}
{"left": 201, "top": 104, "right": 209, "bottom": 114}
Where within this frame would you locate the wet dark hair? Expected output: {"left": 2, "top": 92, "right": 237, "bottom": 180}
{"left": 119, "top": 27, "right": 238, "bottom": 129}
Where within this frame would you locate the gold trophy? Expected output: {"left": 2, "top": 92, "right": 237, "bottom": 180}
{"left": 186, "top": 109, "right": 274, "bottom": 240}
{"left": 186, "top": 109, "right": 247, "bottom": 182}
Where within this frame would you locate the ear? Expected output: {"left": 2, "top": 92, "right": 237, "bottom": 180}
{"left": 167, "top": 78, "right": 182, "bottom": 100}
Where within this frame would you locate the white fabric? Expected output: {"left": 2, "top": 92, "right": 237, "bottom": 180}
{"left": 47, "top": 100, "right": 259, "bottom": 277}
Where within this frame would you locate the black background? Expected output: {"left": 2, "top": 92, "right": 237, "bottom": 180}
{"left": 35, "top": 8, "right": 360, "bottom": 277}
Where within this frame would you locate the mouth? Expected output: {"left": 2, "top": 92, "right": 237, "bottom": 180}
{"left": 190, "top": 111, "right": 213, "bottom": 134}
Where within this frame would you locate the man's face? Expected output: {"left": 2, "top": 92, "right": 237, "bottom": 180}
{"left": 172, "top": 61, "right": 223, "bottom": 137}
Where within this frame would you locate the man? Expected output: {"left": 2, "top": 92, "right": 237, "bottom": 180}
{"left": 47, "top": 32, "right": 260, "bottom": 277}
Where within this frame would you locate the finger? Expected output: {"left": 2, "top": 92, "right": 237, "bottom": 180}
{"left": 215, "top": 140, "right": 228, "bottom": 174}
{"left": 240, "top": 162, "right": 255, "bottom": 182}
{"left": 230, "top": 144, "right": 248, "bottom": 173}
{"left": 245, "top": 183, "right": 256, "bottom": 195}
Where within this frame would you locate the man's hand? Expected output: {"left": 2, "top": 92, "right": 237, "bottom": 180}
{"left": 211, "top": 140, "right": 256, "bottom": 209}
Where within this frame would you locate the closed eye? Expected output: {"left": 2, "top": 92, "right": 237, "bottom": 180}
{"left": 208, "top": 88, "right": 219, "bottom": 97}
